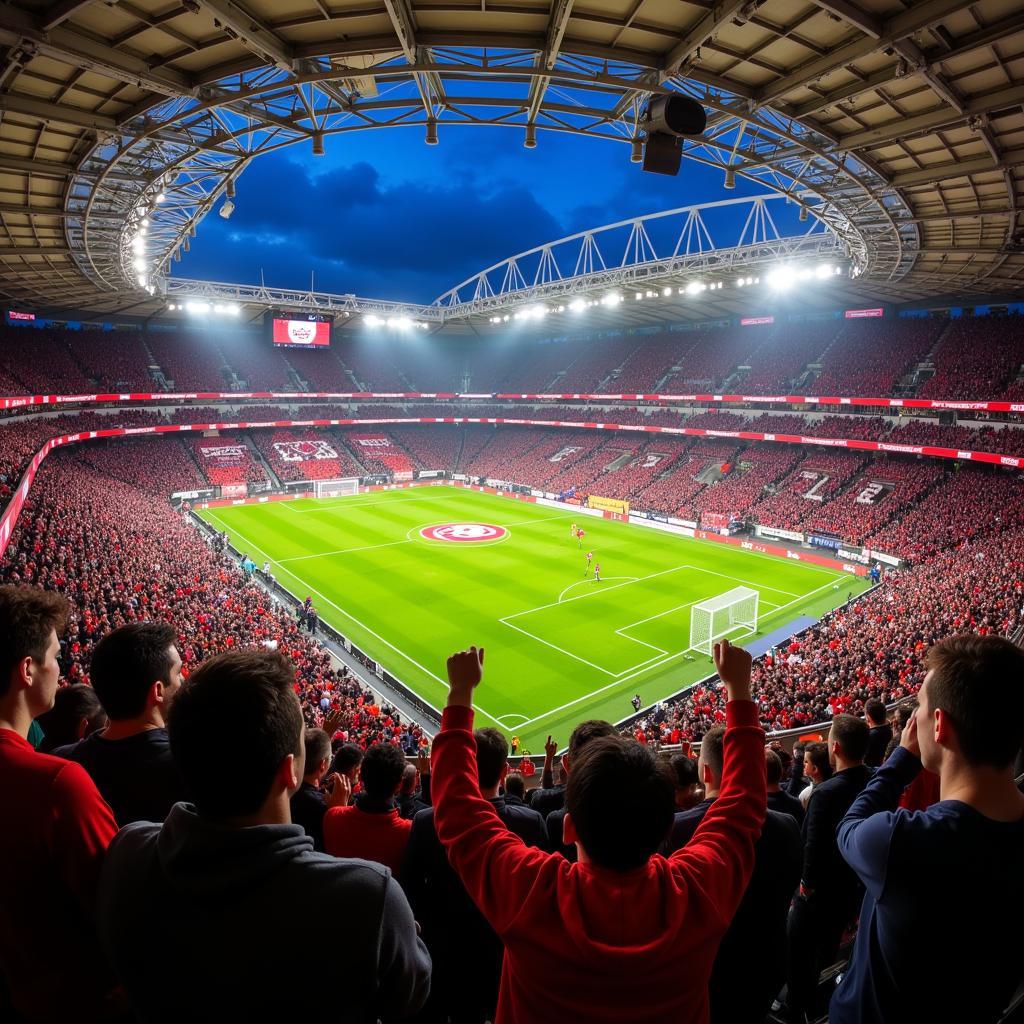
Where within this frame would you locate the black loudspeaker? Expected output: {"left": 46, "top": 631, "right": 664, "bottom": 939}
{"left": 938, "top": 410, "right": 956, "bottom": 426}
{"left": 643, "top": 133, "right": 682, "bottom": 175}
{"left": 641, "top": 95, "right": 707, "bottom": 176}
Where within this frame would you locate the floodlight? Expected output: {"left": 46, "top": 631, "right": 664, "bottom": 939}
{"left": 425, "top": 120, "right": 438, "bottom": 146}
{"left": 312, "top": 131, "right": 325, "bottom": 156}
{"left": 724, "top": 167, "right": 736, "bottom": 189}
{"left": 219, "top": 200, "right": 235, "bottom": 220}
{"left": 524, "top": 124, "right": 536, "bottom": 149}
{"left": 568, "top": 298, "right": 586, "bottom": 313}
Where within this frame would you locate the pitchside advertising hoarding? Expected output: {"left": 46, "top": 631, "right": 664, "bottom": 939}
{"left": 845, "top": 307, "right": 884, "bottom": 319}
{"left": 741, "top": 316, "right": 774, "bottom": 326}
{"left": 266, "top": 310, "right": 332, "bottom": 348}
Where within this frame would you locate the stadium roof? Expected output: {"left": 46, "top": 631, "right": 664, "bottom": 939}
{"left": 0, "top": 0, "right": 1022, "bottom": 320}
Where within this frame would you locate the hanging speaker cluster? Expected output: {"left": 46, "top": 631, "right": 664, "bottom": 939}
{"left": 641, "top": 95, "right": 707, "bottom": 176}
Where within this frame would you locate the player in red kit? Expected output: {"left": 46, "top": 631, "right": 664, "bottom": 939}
{"left": 594, "top": 562, "right": 601, "bottom": 582}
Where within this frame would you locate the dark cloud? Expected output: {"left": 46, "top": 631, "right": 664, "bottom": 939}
{"left": 178, "top": 149, "right": 563, "bottom": 302}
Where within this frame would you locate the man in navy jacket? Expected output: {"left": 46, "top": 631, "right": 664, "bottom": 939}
{"left": 831, "top": 634, "right": 1024, "bottom": 1024}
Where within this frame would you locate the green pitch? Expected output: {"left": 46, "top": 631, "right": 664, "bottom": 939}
{"left": 198, "top": 486, "right": 870, "bottom": 751}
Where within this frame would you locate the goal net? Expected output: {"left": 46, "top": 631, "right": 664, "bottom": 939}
{"left": 313, "top": 477, "right": 360, "bottom": 499}
{"left": 689, "top": 586, "right": 760, "bottom": 656}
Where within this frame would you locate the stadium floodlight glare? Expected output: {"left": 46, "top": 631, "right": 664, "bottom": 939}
{"left": 600, "top": 293, "right": 622, "bottom": 306}
{"left": 685, "top": 281, "right": 704, "bottom": 295}
{"left": 815, "top": 264, "right": 833, "bottom": 279}
{"left": 635, "top": 291, "right": 644, "bottom": 301}
{"left": 133, "top": 258, "right": 146, "bottom": 272}
{"left": 662, "top": 286, "right": 673, "bottom": 296}
{"left": 186, "top": 301, "right": 212, "bottom": 313}
{"left": 155, "top": 192, "right": 166, "bottom": 204}
{"left": 766, "top": 265, "right": 795, "bottom": 291}
{"left": 568, "top": 298, "right": 586, "bottom": 313}
{"left": 365, "top": 315, "right": 382, "bottom": 326}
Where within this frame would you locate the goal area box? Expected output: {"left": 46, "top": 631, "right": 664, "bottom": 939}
{"left": 689, "top": 586, "right": 760, "bottom": 656}
{"left": 313, "top": 477, "right": 360, "bottom": 498}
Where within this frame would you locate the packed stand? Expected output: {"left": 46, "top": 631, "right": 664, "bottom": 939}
{"left": 812, "top": 318, "right": 943, "bottom": 396}
{"left": 687, "top": 446, "right": 803, "bottom": 521}
{"left": 252, "top": 430, "right": 361, "bottom": 482}
{"left": 146, "top": 331, "right": 230, "bottom": 391}
{"left": 0, "top": 329, "right": 94, "bottom": 394}
{"left": 65, "top": 330, "right": 156, "bottom": 391}
{"left": 190, "top": 436, "right": 269, "bottom": 487}
{"left": 750, "top": 451, "right": 867, "bottom": 529}
{"left": 919, "top": 315, "right": 1024, "bottom": 400}
{"left": 740, "top": 322, "right": 837, "bottom": 392}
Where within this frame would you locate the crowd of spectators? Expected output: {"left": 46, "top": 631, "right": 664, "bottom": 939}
{"left": 190, "top": 436, "right": 269, "bottom": 487}
{"left": 920, "top": 315, "right": 1024, "bottom": 400}
{"left": 251, "top": 430, "right": 362, "bottom": 483}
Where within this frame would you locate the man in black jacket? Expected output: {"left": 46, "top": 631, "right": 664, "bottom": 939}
{"left": 766, "top": 748, "right": 805, "bottom": 826}
{"left": 667, "top": 726, "right": 802, "bottom": 1024}
{"left": 290, "top": 727, "right": 331, "bottom": 850}
{"left": 55, "top": 622, "right": 188, "bottom": 825}
{"left": 404, "top": 727, "right": 545, "bottom": 1023}
{"left": 863, "top": 698, "right": 890, "bottom": 768}
{"left": 542, "top": 719, "right": 617, "bottom": 859}
{"left": 786, "top": 713, "right": 873, "bottom": 1022}
{"left": 97, "top": 650, "right": 430, "bottom": 1022}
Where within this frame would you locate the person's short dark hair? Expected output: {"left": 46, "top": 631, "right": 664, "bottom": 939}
{"left": 400, "top": 762, "right": 419, "bottom": 796}
{"left": 504, "top": 772, "right": 525, "bottom": 799}
{"left": 567, "top": 719, "right": 616, "bottom": 761}
{"left": 699, "top": 725, "right": 726, "bottom": 781}
{"left": 359, "top": 743, "right": 407, "bottom": 800}
{"left": 865, "top": 698, "right": 887, "bottom": 726}
{"left": 830, "top": 713, "right": 870, "bottom": 763}
{"left": 331, "top": 742, "right": 363, "bottom": 776}
{"left": 893, "top": 702, "right": 915, "bottom": 733}
{"left": 0, "top": 585, "right": 68, "bottom": 699}
{"left": 303, "top": 728, "right": 331, "bottom": 775}
{"left": 36, "top": 684, "right": 107, "bottom": 752}
{"left": 669, "top": 753, "right": 698, "bottom": 790}
{"left": 566, "top": 736, "right": 674, "bottom": 871}
{"left": 925, "top": 634, "right": 1024, "bottom": 767}
{"left": 475, "top": 727, "right": 508, "bottom": 790}
{"left": 168, "top": 650, "right": 302, "bottom": 819}
{"left": 804, "top": 741, "right": 832, "bottom": 781}
{"left": 89, "top": 622, "right": 178, "bottom": 720}
{"left": 765, "top": 748, "right": 783, "bottom": 786}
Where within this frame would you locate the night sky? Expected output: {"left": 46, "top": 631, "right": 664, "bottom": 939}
{"left": 176, "top": 127, "right": 782, "bottom": 304}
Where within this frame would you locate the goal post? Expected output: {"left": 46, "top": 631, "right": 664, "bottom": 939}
{"left": 313, "top": 477, "right": 360, "bottom": 499}
{"left": 689, "top": 586, "right": 760, "bottom": 656}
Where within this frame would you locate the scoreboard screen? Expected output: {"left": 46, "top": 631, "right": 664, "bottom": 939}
{"left": 268, "top": 311, "right": 332, "bottom": 347}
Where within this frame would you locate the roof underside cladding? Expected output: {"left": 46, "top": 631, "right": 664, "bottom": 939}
{"left": 0, "top": 0, "right": 1018, "bottom": 317}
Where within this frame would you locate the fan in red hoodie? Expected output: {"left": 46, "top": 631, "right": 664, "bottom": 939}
{"left": 432, "top": 639, "right": 766, "bottom": 1024}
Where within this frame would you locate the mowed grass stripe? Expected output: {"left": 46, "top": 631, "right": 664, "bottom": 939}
{"left": 199, "top": 488, "right": 870, "bottom": 750}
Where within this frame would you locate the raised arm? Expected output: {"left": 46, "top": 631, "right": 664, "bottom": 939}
{"left": 836, "top": 716, "right": 922, "bottom": 898}
{"left": 432, "top": 647, "right": 551, "bottom": 934}
{"left": 673, "top": 639, "right": 766, "bottom": 917}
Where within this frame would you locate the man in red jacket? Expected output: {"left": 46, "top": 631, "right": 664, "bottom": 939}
{"left": 432, "top": 638, "right": 766, "bottom": 1024}
{"left": 0, "top": 585, "right": 120, "bottom": 1022}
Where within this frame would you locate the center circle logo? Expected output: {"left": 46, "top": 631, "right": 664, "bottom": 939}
{"left": 420, "top": 523, "right": 508, "bottom": 543}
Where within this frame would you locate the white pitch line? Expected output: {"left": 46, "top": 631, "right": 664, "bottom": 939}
{"left": 279, "top": 538, "right": 413, "bottom": 563}
{"left": 199, "top": 510, "right": 508, "bottom": 727}
{"left": 282, "top": 495, "right": 450, "bottom": 514}
{"left": 500, "top": 618, "right": 619, "bottom": 677}
{"left": 557, "top": 577, "right": 638, "bottom": 603}
{"left": 510, "top": 575, "right": 847, "bottom": 729}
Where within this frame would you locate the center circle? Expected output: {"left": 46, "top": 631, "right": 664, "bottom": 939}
{"left": 420, "top": 522, "right": 508, "bottom": 543}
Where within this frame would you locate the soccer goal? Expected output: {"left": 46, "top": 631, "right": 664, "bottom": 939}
{"left": 689, "top": 586, "right": 760, "bottom": 656}
{"left": 313, "top": 477, "right": 360, "bottom": 499}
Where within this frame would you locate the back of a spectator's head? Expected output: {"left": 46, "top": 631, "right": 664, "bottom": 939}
{"left": 475, "top": 727, "right": 509, "bottom": 790}
{"left": 923, "top": 634, "right": 1024, "bottom": 769}
{"left": 893, "top": 702, "right": 916, "bottom": 733}
{"left": 400, "top": 762, "right": 419, "bottom": 796}
{"left": 168, "top": 650, "right": 303, "bottom": 820}
{"left": 504, "top": 772, "right": 525, "bottom": 799}
{"left": 698, "top": 725, "right": 726, "bottom": 788}
{"left": 829, "top": 713, "right": 869, "bottom": 765}
{"left": 566, "top": 735, "right": 674, "bottom": 871}
{"left": 670, "top": 752, "right": 698, "bottom": 790}
{"left": 37, "top": 684, "right": 108, "bottom": 752}
{"left": 804, "top": 741, "right": 832, "bottom": 782}
{"left": 89, "top": 621, "right": 180, "bottom": 721}
{"left": 765, "top": 748, "right": 784, "bottom": 787}
{"left": 303, "top": 728, "right": 331, "bottom": 779}
{"left": 864, "top": 698, "right": 887, "bottom": 726}
{"left": 359, "top": 743, "right": 407, "bottom": 800}
{"left": 567, "top": 719, "right": 617, "bottom": 766}
{"left": 0, "top": 585, "right": 68, "bottom": 703}
{"left": 331, "top": 742, "right": 363, "bottom": 778}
